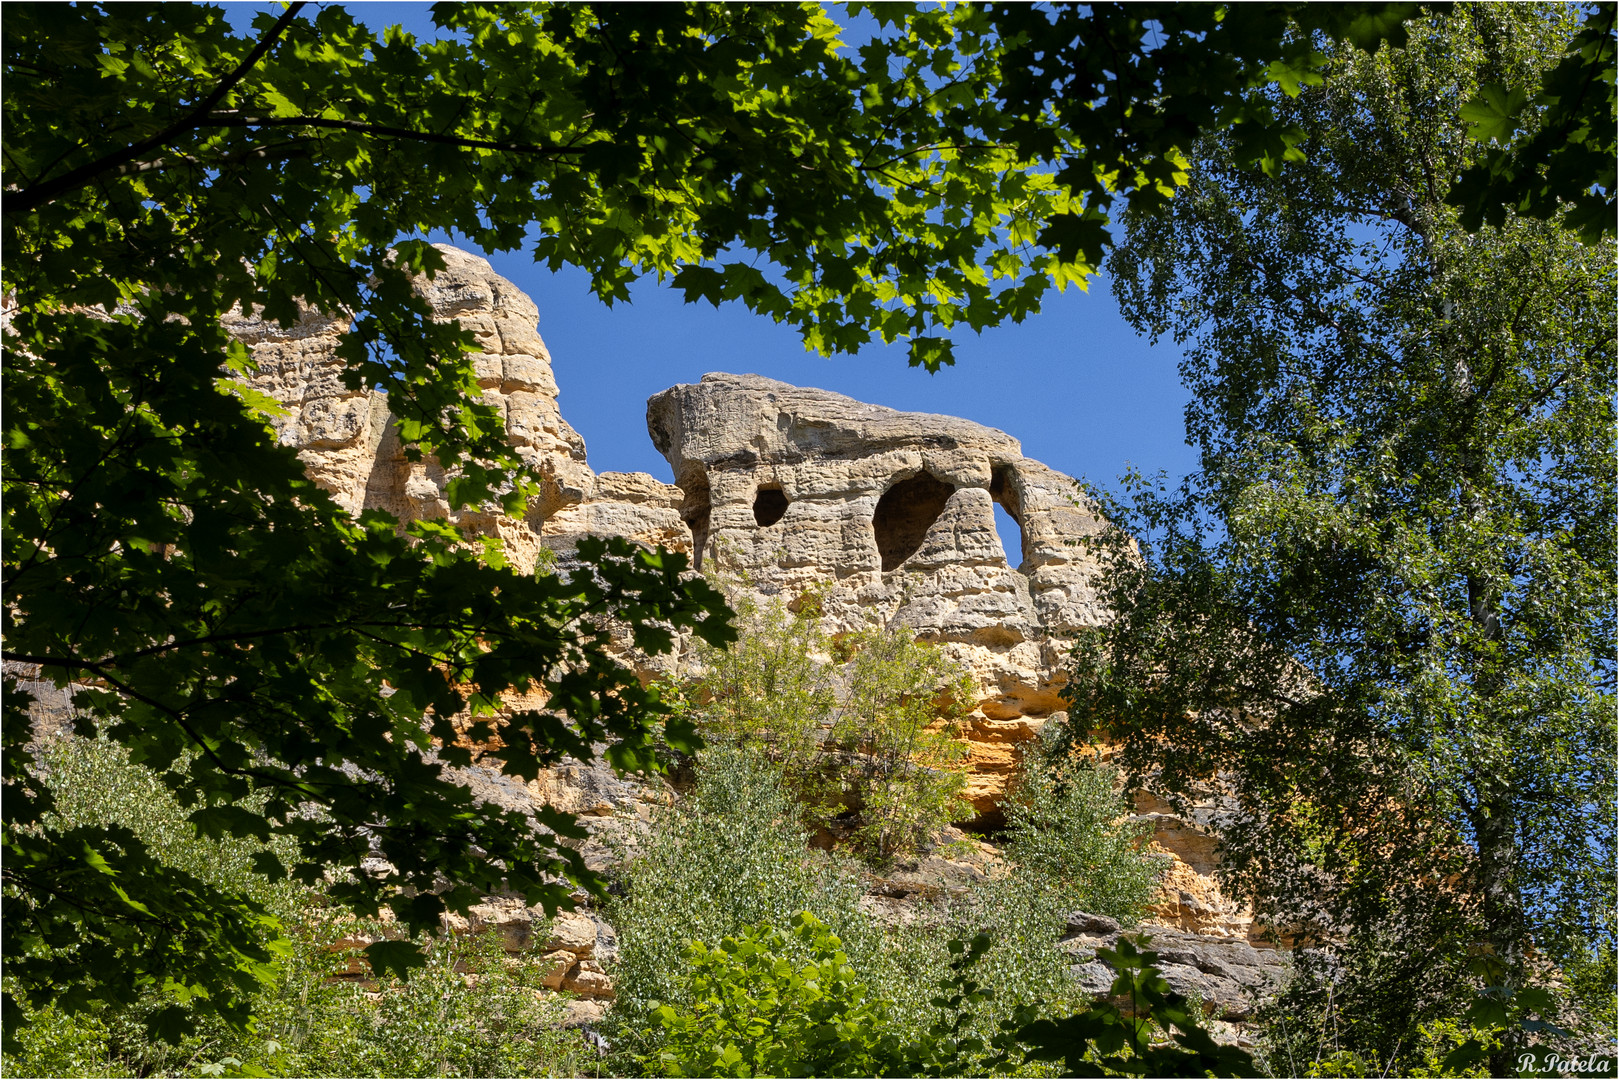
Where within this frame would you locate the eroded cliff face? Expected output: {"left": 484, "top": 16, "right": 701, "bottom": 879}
{"left": 225, "top": 245, "right": 688, "bottom": 573}
{"left": 228, "top": 245, "right": 1254, "bottom": 951}
{"left": 645, "top": 373, "right": 1110, "bottom": 816}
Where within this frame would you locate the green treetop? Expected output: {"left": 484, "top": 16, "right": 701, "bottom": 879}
{"left": 4, "top": 0, "right": 1606, "bottom": 1053}
{"left": 1078, "top": 5, "right": 1615, "bottom": 1072}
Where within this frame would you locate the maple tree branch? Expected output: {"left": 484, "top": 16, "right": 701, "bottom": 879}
{"left": 5, "top": 2, "right": 308, "bottom": 215}
{"left": 104, "top": 139, "right": 317, "bottom": 182}
{"left": 200, "top": 113, "right": 593, "bottom": 158}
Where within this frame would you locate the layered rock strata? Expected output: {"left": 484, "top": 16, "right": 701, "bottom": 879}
{"left": 646, "top": 373, "right": 1109, "bottom": 814}
{"left": 1062, "top": 911, "right": 1289, "bottom": 1027}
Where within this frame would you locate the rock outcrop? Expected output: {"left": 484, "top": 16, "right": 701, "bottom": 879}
{"left": 228, "top": 244, "right": 687, "bottom": 575}
{"left": 228, "top": 249, "right": 1123, "bottom": 818}
{"left": 646, "top": 373, "right": 1110, "bottom": 814}
{"left": 1062, "top": 911, "right": 1289, "bottom": 1024}
{"left": 215, "top": 245, "right": 1272, "bottom": 1010}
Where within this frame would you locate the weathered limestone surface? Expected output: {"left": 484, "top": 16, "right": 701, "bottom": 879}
{"left": 227, "top": 245, "right": 688, "bottom": 575}
{"left": 647, "top": 373, "right": 1109, "bottom": 813}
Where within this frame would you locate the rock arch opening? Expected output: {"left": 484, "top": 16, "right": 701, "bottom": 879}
{"left": 681, "top": 481, "right": 712, "bottom": 571}
{"left": 989, "top": 465, "right": 1026, "bottom": 570}
{"left": 753, "top": 485, "right": 789, "bottom": 527}
{"left": 874, "top": 471, "right": 955, "bottom": 572}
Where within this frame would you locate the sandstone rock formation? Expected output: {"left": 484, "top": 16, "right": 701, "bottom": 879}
{"left": 647, "top": 373, "right": 1111, "bottom": 814}
{"left": 1062, "top": 911, "right": 1289, "bottom": 1025}
{"left": 227, "top": 248, "right": 1120, "bottom": 817}
{"left": 215, "top": 244, "right": 1269, "bottom": 1003}
{"left": 227, "top": 244, "right": 687, "bottom": 575}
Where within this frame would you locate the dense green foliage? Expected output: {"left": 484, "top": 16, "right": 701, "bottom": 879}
{"left": 1449, "top": 4, "right": 1617, "bottom": 242}
{"left": 224, "top": 918, "right": 593, "bottom": 1079}
{"left": 7, "top": 0, "right": 1609, "bottom": 1055}
{"left": 607, "top": 731, "right": 1161, "bottom": 1075}
{"left": 997, "top": 736, "right": 1164, "bottom": 925}
{"left": 643, "top": 912, "right": 898, "bottom": 1079}
{"left": 641, "top": 917, "right": 1261, "bottom": 1079}
{"left": 985, "top": 2, "right": 1614, "bottom": 256}
{"left": 986, "top": 2, "right": 1424, "bottom": 267}
{"left": 1077, "top": 5, "right": 1616, "bottom": 1074}
{"left": 3, "top": 736, "right": 595, "bottom": 1079}
{"left": 10, "top": 920, "right": 597, "bottom": 1080}
{"left": 603, "top": 743, "right": 872, "bottom": 1066}
{"left": 682, "top": 594, "right": 975, "bottom": 862}
{"left": 832, "top": 626, "right": 977, "bottom": 861}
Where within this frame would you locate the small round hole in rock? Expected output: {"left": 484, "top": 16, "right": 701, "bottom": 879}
{"left": 753, "top": 487, "right": 789, "bottom": 527}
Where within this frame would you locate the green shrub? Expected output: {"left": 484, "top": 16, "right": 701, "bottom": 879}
{"left": 604, "top": 744, "right": 873, "bottom": 1063}
{"left": 1, "top": 1004, "right": 129, "bottom": 1078}
{"left": 4, "top": 735, "right": 299, "bottom": 1076}
{"left": 33, "top": 735, "right": 303, "bottom": 918}
{"left": 683, "top": 594, "right": 974, "bottom": 864}
{"left": 5, "top": 737, "right": 593, "bottom": 1078}
{"left": 684, "top": 592, "right": 835, "bottom": 788}
{"left": 236, "top": 914, "right": 593, "bottom": 1078}
{"left": 641, "top": 919, "right": 1261, "bottom": 1079}
{"left": 7, "top": 914, "right": 597, "bottom": 1079}
{"left": 829, "top": 625, "right": 975, "bottom": 863}
{"left": 643, "top": 912, "right": 900, "bottom": 1078}
{"left": 998, "top": 734, "right": 1164, "bottom": 924}
{"left": 607, "top": 739, "right": 1164, "bottom": 1075}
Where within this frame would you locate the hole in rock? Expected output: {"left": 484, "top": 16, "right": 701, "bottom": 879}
{"left": 682, "top": 483, "right": 712, "bottom": 571}
{"left": 992, "top": 501, "right": 1023, "bottom": 569}
{"left": 753, "top": 486, "right": 789, "bottom": 527}
{"left": 989, "top": 465, "right": 1026, "bottom": 570}
{"left": 873, "top": 471, "right": 955, "bottom": 572}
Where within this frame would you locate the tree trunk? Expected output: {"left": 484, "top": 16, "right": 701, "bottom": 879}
{"left": 1475, "top": 776, "right": 1526, "bottom": 1078}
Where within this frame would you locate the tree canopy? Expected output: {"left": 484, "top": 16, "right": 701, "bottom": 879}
{"left": 1079, "top": 5, "right": 1615, "bottom": 1072}
{"left": 2, "top": 0, "right": 1610, "bottom": 1053}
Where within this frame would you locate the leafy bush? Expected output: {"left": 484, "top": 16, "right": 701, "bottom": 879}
{"left": 7, "top": 917, "right": 596, "bottom": 1079}
{"left": 4, "top": 735, "right": 299, "bottom": 1074}
{"left": 908, "top": 736, "right": 1162, "bottom": 1063}
{"left": 682, "top": 593, "right": 974, "bottom": 863}
{"left": 608, "top": 736, "right": 1167, "bottom": 1075}
{"left": 829, "top": 625, "right": 975, "bottom": 862}
{"left": 3, "top": 736, "right": 593, "bottom": 1078}
{"left": 998, "top": 733, "right": 1164, "bottom": 923}
{"left": 2, "top": 1004, "right": 128, "bottom": 1078}
{"left": 607, "top": 744, "right": 1048, "bottom": 1061}
{"left": 642, "top": 918, "right": 1260, "bottom": 1079}
{"left": 604, "top": 744, "right": 874, "bottom": 1065}
{"left": 32, "top": 736, "right": 303, "bottom": 918}
{"left": 644, "top": 912, "right": 899, "bottom": 1078}
{"left": 236, "top": 914, "right": 593, "bottom": 1078}
{"left": 684, "top": 592, "right": 835, "bottom": 787}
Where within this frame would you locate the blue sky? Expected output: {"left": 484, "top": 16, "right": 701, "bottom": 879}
{"left": 225, "top": 3, "right": 1201, "bottom": 554}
